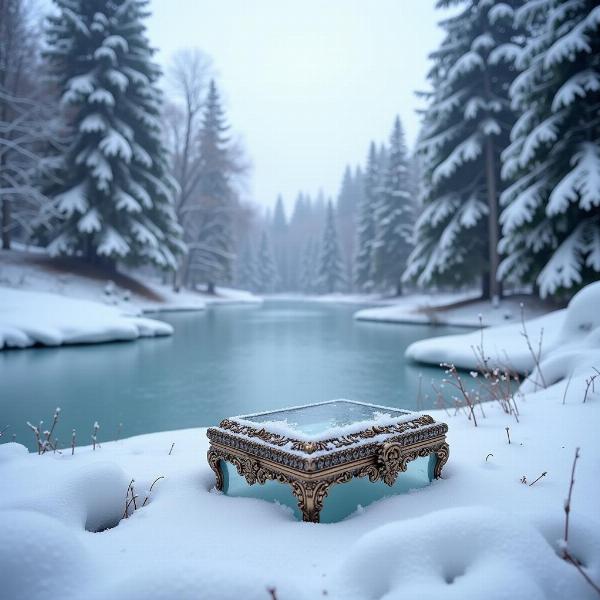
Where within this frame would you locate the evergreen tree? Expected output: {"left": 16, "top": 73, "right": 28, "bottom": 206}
{"left": 336, "top": 165, "right": 359, "bottom": 288}
{"left": 404, "top": 0, "right": 521, "bottom": 298}
{"left": 236, "top": 236, "right": 259, "bottom": 292}
{"left": 42, "top": 0, "right": 184, "bottom": 269}
{"left": 317, "top": 200, "right": 346, "bottom": 293}
{"left": 187, "top": 80, "right": 234, "bottom": 293}
{"left": 270, "top": 194, "right": 288, "bottom": 290}
{"left": 256, "top": 230, "right": 278, "bottom": 293}
{"left": 299, "top": 235, "right": 319, "bottom": 293}
{"left": 354, "top": 142, "right": 379, "bottom": 291}
{"left": 499, "top": 0, "right": 600, "bottom": 298}
{"left": 371, "top": 116, "right": 414, "bottom": 295}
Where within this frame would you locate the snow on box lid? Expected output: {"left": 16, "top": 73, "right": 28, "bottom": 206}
{"left": 232, "top": 399, "right": 418, "bottom": 442}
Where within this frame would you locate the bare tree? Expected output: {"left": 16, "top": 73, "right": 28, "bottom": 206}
{"left": 0, "top": 0, "right": 63, "bottom": 249}
{"left": 165, "top": 48, "right": 213, "bottom": 220}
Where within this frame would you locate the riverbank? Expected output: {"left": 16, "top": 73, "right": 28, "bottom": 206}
{"left": 0, "top": 249, "right": 262, "bottom": 349}
{"left": 354, "top": 292, "right": 554, "bottom": 328}
{"left": 405, "top": 282, "right": 600, "bottom": 390}
{"left": 1, "top": 359, "right": 599, "bottom": 599}
{"left": 0, "top": 248, "right": 262, "bottom": 313}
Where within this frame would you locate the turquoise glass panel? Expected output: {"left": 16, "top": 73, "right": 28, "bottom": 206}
{"left": 240, "top": 400, "right": 412, "bottom": 437}
{"left": 221, "top": 454, "right": 435, "bottom": 523}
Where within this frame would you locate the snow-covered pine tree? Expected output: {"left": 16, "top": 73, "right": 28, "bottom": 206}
{"left": 299, "top": 235, "right": 319, "bottom": 294}
{"left": 42, "top": 0, "right": 184, "bottom": 270}
{"left": 270, "top": 194, "right": 288, "bottom": 291}
{"left": 354, "top": 142, "right": 379, "bottom": 291}
{"left": 499, "top": 0, "right": 600, "bottom": 298}
{"left": 371, "top": 116, "right": 414, "bottom": 295}
{"left": 236, "top": 236, "right": 259, "bottom": 292}
{"left": 256, "top": 230, "right": 278, "bottom": 293}
{"left": 336, "top": 165, "right": 359, "bottom": 288}
{"left": 404, "top": 0, "right": 521, "bottom": 298}
{"left": 186, "top": 80, "right": 234, "bottom": 293}
{"left": 317, "top": 200, "right": 346, "bottom": 294}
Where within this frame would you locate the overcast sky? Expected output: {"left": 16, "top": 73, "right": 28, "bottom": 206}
{"left": 148, "top": 1, "right": 445, "bottom": 214}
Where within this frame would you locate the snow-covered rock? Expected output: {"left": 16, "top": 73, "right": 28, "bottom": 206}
{"left": 0, "top": 287, "right": 173, "bottom": 350}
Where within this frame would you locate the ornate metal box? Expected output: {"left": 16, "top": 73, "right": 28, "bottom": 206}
{"left": 207, "top": 400, "right": 449, "bottom": 523}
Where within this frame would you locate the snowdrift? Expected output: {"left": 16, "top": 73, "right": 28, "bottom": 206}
{"left": 406, "top": 281, "right": 600, "bottom": 391}
{"left": 0, "top": 287, "right": 173, "bottom": 350}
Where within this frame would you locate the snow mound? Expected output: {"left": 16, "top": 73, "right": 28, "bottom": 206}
{"left": 405, "top": 282, "right": 600, "bottom": 382}
{"left": 0, "top": 509, "right": 92, "bottom": 600}
{"left": 0, "top": 287, "right": 173, "bottom": 350}
{"left": 336, "top": 507, "right": 592, "bottom": 600}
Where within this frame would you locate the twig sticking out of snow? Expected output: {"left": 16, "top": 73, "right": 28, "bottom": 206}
{"left": 141, "top": 476, "right": 165, "bottom": 507}
{"left": 168, "top": 442, "right": 175, "bottom": 456}
{"left": 485, "top": 453, "right": 493, "bottom": 462}
{"left": 267, "top": 588, "right": 278, "bottom": 600}
{"left": 505, "top": 427, "right": 511, "bottom": 444}
{"left": 92, "top": 421, "right": 100, "bottom": 450}
{"left": 583, "top": 368, "right": 600, "bottom": 403}
{"left": 563, "top": 373, "right": 574, "bottom": 405}
{"left": 520, "top": 303, "right": 547, "bottom": 390}
{"left": 528, "top": 472, "right": 547, "bottom": 486}
{"left": 71, "top": 429, "right": 76, "bottom": 455}
{"left": 561, "top": 448, "right": 600, "bottom": 595}
{"left": 441, "top": 363, "right": 478, "bottom": 426}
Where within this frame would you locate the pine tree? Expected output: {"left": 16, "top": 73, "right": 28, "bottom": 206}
{"left": 317, "top": 200, "right": 345, "bottom": 293}
{"left": 236, "top": 236, "right": 259, "bottom": 292}
{"left": 499, "top": 0, "right": 600, "bottom": 298}
{"left": 371, "top": 116, "right": 414, "bottom": 295}
{"left": 186, "top": 80, "right": 234, "bottom": 293}
{"left": 336, "top": 165, "right": 359, "bottom": 288}
{"left": 256, "top": 230, "right": 278, "bottom": 293}
{"left": 354, "top": 142, "right": 379, "bottom": 291}
{"left": 42, "top": 0, "right": 184, "bottom": 270}
{"left": 404, "top": 0, "right": 521, "bottom": 298}
{"left": 270, "top": 194, "right": 288, "bottom": 291}
{"left": 299, "top": 235, "right": 319, "bottom": 294}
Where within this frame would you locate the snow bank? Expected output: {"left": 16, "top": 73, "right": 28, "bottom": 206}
{"left": 1, "top": 368, "right": 599, "bottom": 599}
{"left": 406, "top": 282, "right": 600, "bottom": 383}
{"left": 0, "top": 287, "right": 173, "bottom": 350}
{"left": 355, "top": 293, "right": 549, "bottom": 327}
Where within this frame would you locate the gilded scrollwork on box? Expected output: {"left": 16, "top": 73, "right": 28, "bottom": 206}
{"left": 378, "top": 440, "right": 450, "bottom": 486}
{"left": 207, "top": 413, "right": 449, "bottom": 523}
{"left": 218, "top": 415, "right": 437, "bottom": 455}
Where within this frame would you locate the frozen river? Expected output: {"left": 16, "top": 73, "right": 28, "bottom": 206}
{"left": 0, "top": 300, "right": 463, "bottom": 450}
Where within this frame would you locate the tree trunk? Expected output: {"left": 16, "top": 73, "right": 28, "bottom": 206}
{"left": 1, "top": 198, "right": 11, "bottom": 250}
{"left": 207, "top": 281, "right": 215, "bottom": 295}
{"left": 482, "top": 58, "right": 501, "bottom": 303}
{"left": 484, "top": 137, "right": 501, "bottom": 302}
{"left": 481, "top": 270, "right": 491, "bottom": 300}
{"left": 395, "top": 281, "right": 403, "bottom": 297}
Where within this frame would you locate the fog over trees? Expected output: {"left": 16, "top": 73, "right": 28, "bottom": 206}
{"left": 1, "top": 0, "right": 598, "bottom": 301}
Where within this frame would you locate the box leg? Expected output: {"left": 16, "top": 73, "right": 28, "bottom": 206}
{"left": 290, "top": 479, "right": 332, "bottom": 523}
{"left": 207, "top": 447, "right": 225, "bottom": 491}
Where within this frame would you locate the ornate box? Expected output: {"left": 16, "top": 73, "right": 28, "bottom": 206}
{"left": 207, "top": 400, "right": 449, "bottom": 523}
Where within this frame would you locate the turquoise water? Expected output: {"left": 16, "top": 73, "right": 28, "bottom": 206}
{"left": 0, "top": 300, "right": 462, "bottom": 450}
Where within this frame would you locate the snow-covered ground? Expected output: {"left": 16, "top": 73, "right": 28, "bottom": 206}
{"left": 0, "top": 249, "right": 262, "bottom": 315}
{"left": 0, "top": 287, "right": 173, "bottom": 350}
{"left": 355, "top": 292, "right": 552, "bottom": 328}
{"left": 1, "top": 368, "right": 599, "bottom": 599}
{"left": 0, "top": 249, "right": 262, "bottom": 350}
{"left": 272, "top": 290, "right": 478, "bottom": 310}
{"left": 406, "top": 282, "right": 600, "bottom": 391}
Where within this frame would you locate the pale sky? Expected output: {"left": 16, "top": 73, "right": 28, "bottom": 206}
{"left": 147, "top": 1, "right": 445, "bottom": 213}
